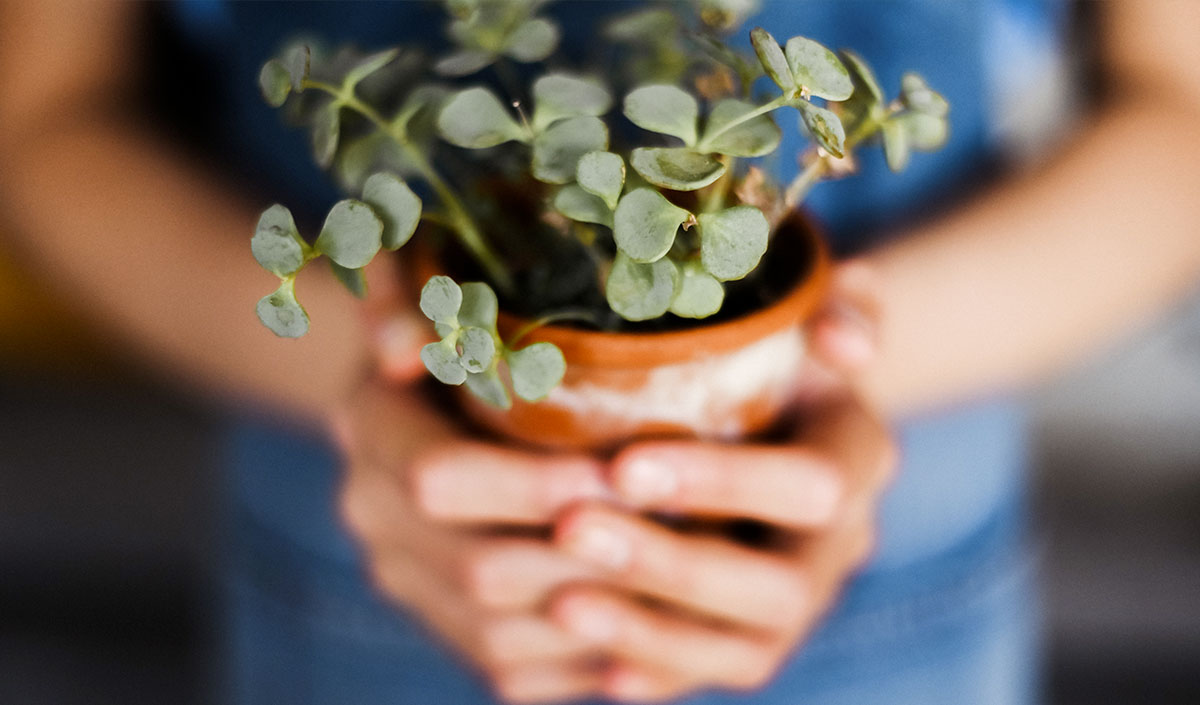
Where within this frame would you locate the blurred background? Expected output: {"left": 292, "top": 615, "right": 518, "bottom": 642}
{"left": 3, "top": 2, "right": 1200, "bottom": 704}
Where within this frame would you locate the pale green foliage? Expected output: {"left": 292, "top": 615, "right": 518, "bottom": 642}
{"left": 250, "top": 2, "right": 951, "bottom": 407}
{"left": 613, "top": 188, "right": 692, "bottom": 263}
{"left": 315, "top": 199, "right": 383, "bottom": 269}
{"left": 623, "top": 85, "right": 699, "bottom": 146}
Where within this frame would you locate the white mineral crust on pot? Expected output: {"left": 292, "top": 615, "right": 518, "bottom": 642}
{"left": 544, "top": 328, "right": 807, "bottom": 438}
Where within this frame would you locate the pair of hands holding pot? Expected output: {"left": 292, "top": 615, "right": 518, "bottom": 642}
{"left": 333, "top": 263, "right": 896, "bottom": 704}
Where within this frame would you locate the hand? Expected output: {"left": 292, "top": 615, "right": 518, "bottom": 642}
{"left": 334, "top": 379, "right": 618, "bottom": 704}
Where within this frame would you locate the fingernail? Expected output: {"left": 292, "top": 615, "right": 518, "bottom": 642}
{"left": 562, "top": 521, "right": 631, "bottom": 571}
{"left": 559, "top": 599, "right": 617, "bottom": 643}
{"left": 617, "top": 456, "right": 678, "bottom": 505}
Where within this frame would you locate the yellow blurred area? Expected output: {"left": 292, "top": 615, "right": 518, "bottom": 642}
{"left": 0, "top": 231, "right": 112, "bottom": 376}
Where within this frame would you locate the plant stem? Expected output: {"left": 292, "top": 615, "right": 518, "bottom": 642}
{"left": 700, "top": 156, "right": 737, "bottom": 213}
{"left": 506, "top": 310, "right": 600, "bottom": 347}
{"left": 694, "top": 94, "right": 790, "bottom": 152}
{"left": 783, "top": 157, "right": 827, "bottom": 210}
{"left": 302, "top": 79, "right": 514, "bottom": 294}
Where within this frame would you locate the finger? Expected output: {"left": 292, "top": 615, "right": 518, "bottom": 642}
{"left": 552, "top": 588, "right": 779, "bottom": 692}
{"left": 414, "top": 445, "right": 613, "bottom": 525}
{"left": 452, "top": 538, "right": 605, "bottom": 610}
{"left": 601, "top": 663, "right": 692, "bottom": 704}
{"left": 793, "top": 393, "right": 898, "bottom": 519}
{"left": 360, "top": 257, "right": 427, "bottom": 384}
{"left": 556, "top": 505, "right": 808, "bottom": 630}
{"left": 479, "top": 615, "right": 597, "bottom": 667}
{"left": 806, "top": 259, "right": 880, "bottom": 376}
{"left": 491, "top": 661, "right": 605, "bottom": 705}
{"left": 610, "top": 441, "right": 843, "bottom": 528}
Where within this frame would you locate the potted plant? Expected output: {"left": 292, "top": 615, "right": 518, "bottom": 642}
{"left": 250, "top": 0, "right": 948, "bottom": 448}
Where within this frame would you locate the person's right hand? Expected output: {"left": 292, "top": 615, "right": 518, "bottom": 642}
{"left": 332, "top": 377, "right": 617, "bottom": 704}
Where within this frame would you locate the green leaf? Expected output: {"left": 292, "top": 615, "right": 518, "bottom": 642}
{"left": 343, "top": 48, "right": 399, "bottom": 87}
{"left": 312, "top": 104, "right": 341, "bottom": 168}
{"left": 437, "top": 87, "right": 528, "bottom": 149}
{"left": 784, "top": 36, "right": 853, "bottom": 101}
{"left": 795, "top": 100, "right": 846, "bottom": 158}
{"left": 256, "top": 280, "right": 310, "bottom": 338}
{"left": 881, "top": 118, "right": 910, "bottom": 172}
{"left": 329, "top": 261, "right": 368, "bottom": 299}
{"left": 314, "top": 199, "right": 383, "bottom": 269}
{"left": 258, "top": 60, "right": 292, "bottom": 107}
{"left": 465, "top": 369, "right": 512, "bottom": 409}
{"left": 532, "top": 73, "right": 613, "bottom": 132}
{"left": 606, "top": 251, "right": 679, "bottom": 321}
{"left": 506, "top": 342, "right": 566, "bottom": 401}
{"left": 422, "top": 339, "right": 468, "bottom": 385}
{"left": 282, "top": 44, "right": 310, "bottom": 91}
{"left": 532, "top": 116, "right": 609, "bottom": 184}
{"left": 629, "top": 147, "right": 725, "bottom": 191}
{"left": 900, "top": 72, "right": 949, "bottom": 117}
{"left": 750, "top": 28, "right": 793, "bottom": 92}
{"left": 251, "top": 204, "right": 306, "bottom": 277}
{"left": 420, "top": 275, "right": 463, "bottom": 324}
{"left": 457, "top": 326, "right": 496, "bottom": 374}
{"left": 900, "top": 111, "right": 948, "bottom": 151}
{"left": 554, "top": 185, "right": 613, "bottom": 228}
{"left": 613, "top": 188, "right": 691, "bottom": 262}
{"left": 605, "top": 8, "right": 678, "bottom": 42}
{"left": 434, "top": 49, "right": 495, "bottom": 77}
{"left": 669, "top": 261, "right": 725, "bottom": 318}
{"left": 503, "top": 18, "right": 560, "bottom": 63}
{"left": 576, "top": 151, "right": 625, "bottom": 209}
{"left": 840, "top": 49, "right": 883, "bottom": 104}
{"left": 458, "top": 282, "right": 499, "bottom": 329}
{"left": 698, "top": 205, "right": 769, "bottom": 281}
{"left": 362, "top": 173, "right": 421, "bottom": 250}
{"left": 623, "top": 84, "right": 699, "bottom": 146}
{"left": 702, "top": 99, "right": 782, "bottom": 157}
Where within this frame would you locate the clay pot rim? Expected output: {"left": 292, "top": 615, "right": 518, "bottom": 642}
{"left": 497, "top": 211, "right": 831, "bottom": 368}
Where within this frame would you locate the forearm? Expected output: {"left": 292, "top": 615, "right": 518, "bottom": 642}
{"left": 0, "top": 117, "right": 370, "bottom": 425}
{"left": 862, "top": 96, "right": 1200, "bottom": 417}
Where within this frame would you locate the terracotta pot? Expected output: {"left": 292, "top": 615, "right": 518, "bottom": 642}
{"left": 422, "top": 212, "right": 831, "bottom": 451}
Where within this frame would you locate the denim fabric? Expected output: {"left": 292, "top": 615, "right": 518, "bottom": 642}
{"left": 218, "top": 399, "right": 1040, "bottom": 705}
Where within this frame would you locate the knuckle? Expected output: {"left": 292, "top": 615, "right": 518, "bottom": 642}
{"left": 476, "top": 619, "right": 518, "bottom": 667}
{"left": 729, "top": 646, "right": 782, "bottom": 691}
{"left": 457, "top": 546, "right": 507, "bottom": 607}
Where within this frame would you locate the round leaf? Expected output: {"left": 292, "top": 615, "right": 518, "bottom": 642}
{"left": 329, "top": 261, "right": 368, "bottom": 299}
{"left": 282, "top": 44, "right": 310, "bottom": 91}
{"left": 256, "top": 281, "right": 310, "bottom": 338}
{"left": 532, "top": 73, "right": 613, "bottom": 132}
{"left": 251, "top": 204, "right": 306, "bottom": 277}
{"left": 840, "top": 49, "right": 883, "bottom": 104}
{"left": 458, "top": 282, "right": 499, "bottom": 330}
{"left": 362, "top": 173, "right": 421, "bottom": 250}
{"left": 613, "top": 188, "right": 691, "bottom": 263}
{"left": 784, "top": 36, "right": 853, "bottom": 101}
{"left": 258, "top": 60, "right": 291, "bottom": 107}
{"left": 422, "top": 340, "right": 468, "bottom": 385}
{"left": 554, "top": 184, "right": 613, "bottom": 228}
{"left": 605, "top": 8, "right": 678, "bottom": 42}
{"left": 434, "top": 49, "right": 496, "bottom": 77}
{"left": 532, "top": 116, "right": 609, "bottom": 184}
{"left": 420, "top": 275, "right": 463, "bottom": 324}
{"left": 702, "top": 99, "right": 782, "bottom": 157}
{"left": 698, "top": 205, "right": 769, "bottom": 281}
{"left": 312, "top": 104, "right": 341, "bottom": 168}
{"left": 750, "top": 28, "right": 794, "bottom": 92}
{"left": 881, "top": 118, "right": 910, "bottom": 172}
{"left": 606, "top": 251, "right": 679, "bottom": 321}
{"left": 623, "top": 84, "right": 699, "bottom": 146}
{"left": 901, "top": 111, "right": 948, "bottom": 151}
{"left": 576, "top": 151, "right": 625, "bottom": 209}
{"left": 458, "top": 326, "right": 496, "bottom": 374}
{"left": 901, "top": 72, "right": 949, "bottom": 118}
{"left": 314, "top": 199, "right": 383, "bottom": 269}
{"left": 506, "top": 342, "right": 566, "bottom": 401}
{"left": 796, "top": 100, "right": 846, "bottom": 158}
{"left": 629, "top": 147, "right": 725, "bottom": 191}
{"left": 669, "top": 262, "right": 725, "bottom": 318}
{"left": 503, "top": 18, "right": 560, "bottom": 63}
{"left": 465, "top": 369, "right": 512, "bottom": 409}
{"left": 437, "top": 87, "right": 528, "bottom": 149}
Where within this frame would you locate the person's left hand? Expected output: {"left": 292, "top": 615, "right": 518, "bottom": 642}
{"left": 547, "top": 390, "right": 896, "bottom": 701}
